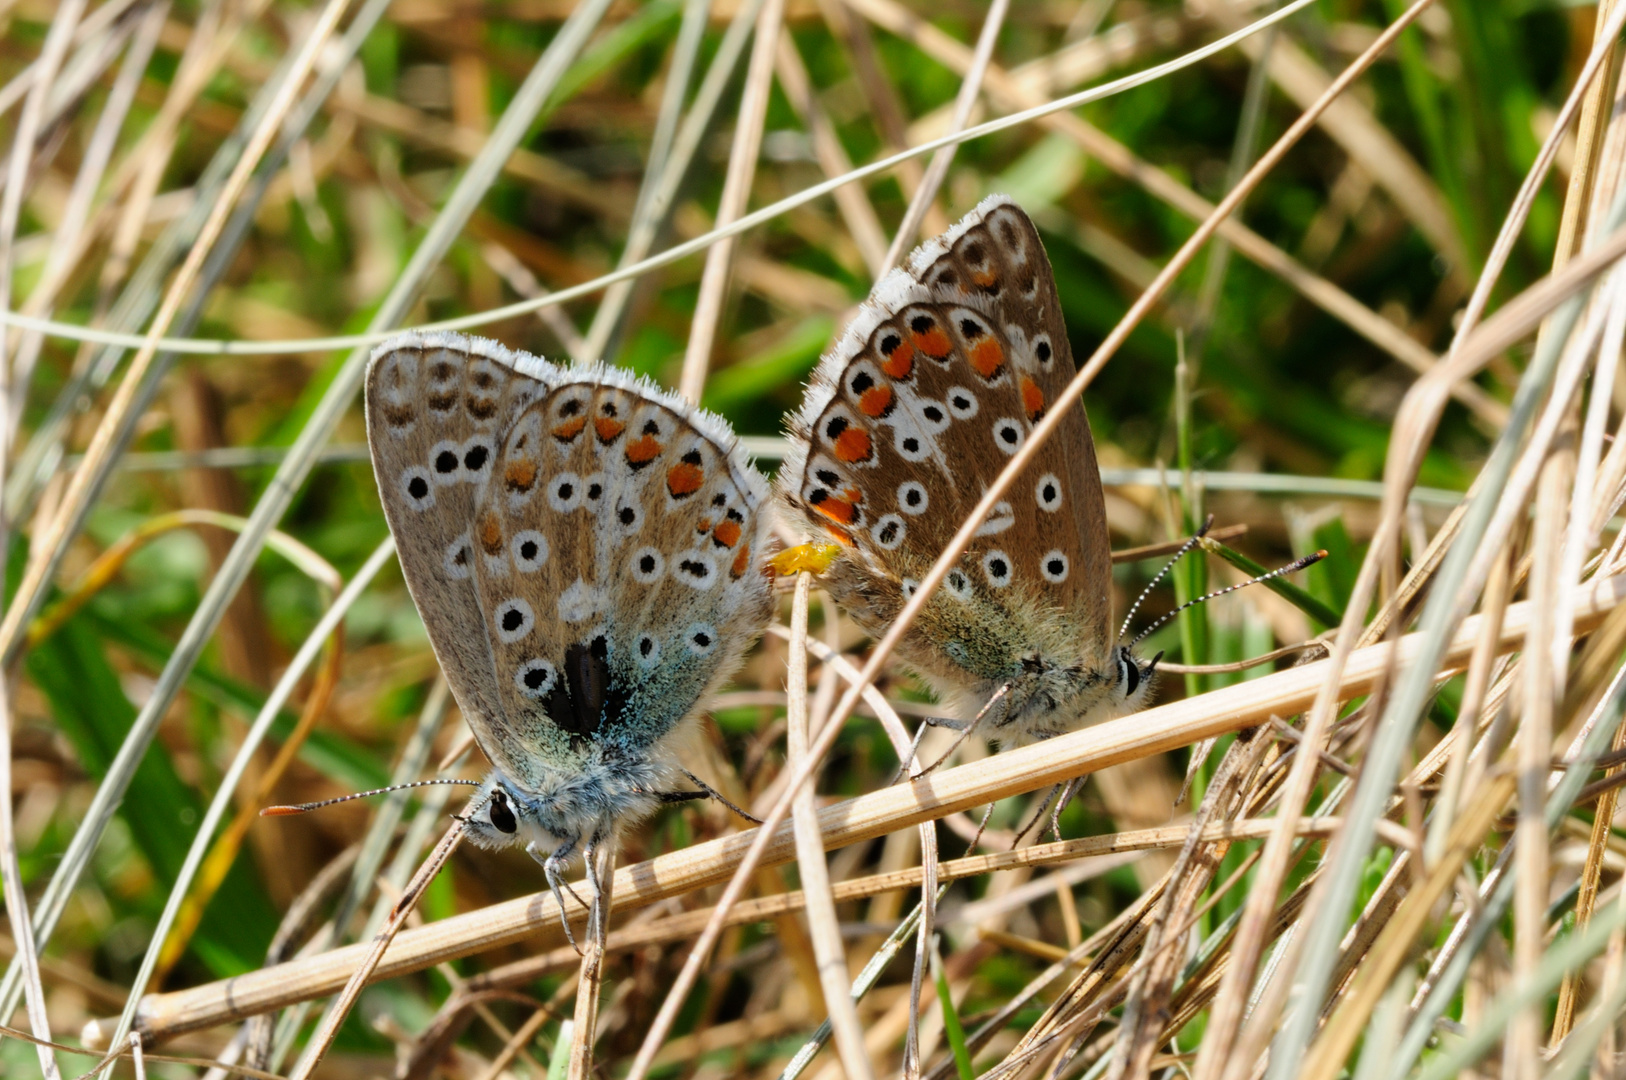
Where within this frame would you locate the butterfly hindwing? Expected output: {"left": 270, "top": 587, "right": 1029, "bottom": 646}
{"left": 365, "top": 332, "right": 558, "bottom": 780}
{"left": 469, "top": 368, "right": 775, "bottom": 763}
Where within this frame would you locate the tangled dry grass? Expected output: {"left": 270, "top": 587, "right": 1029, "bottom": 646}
{"left": 4, "top": 0, "right": 1626, "bottom": 1078}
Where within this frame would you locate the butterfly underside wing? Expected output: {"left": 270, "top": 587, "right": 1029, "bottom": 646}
{"left": 781, "top": 196, "right": 1129, "bottom": 741}
{"left": 367, "top": 332, "right": 556, "bottom": 781}
{"left": 469, "top": 367, "right": 774, "bottom": 774}
{"left": 368, "top": 333, "right": 774, "bottom": 795}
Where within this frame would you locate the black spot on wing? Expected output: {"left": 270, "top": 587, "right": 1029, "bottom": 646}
{"left": 545, "top": 635, "right": 628, "bottom": 742}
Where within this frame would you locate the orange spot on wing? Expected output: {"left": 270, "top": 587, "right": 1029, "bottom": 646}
{"left": 970, "top": 338, "right": 1005, "bottom": 379}
{"left": 626, "top": 435, "right": 662, "bottom": 465}
{"left": 1021, "top": 376, "right": 1046, "bottom": 421}
{"left": 478, "top": 513, "right": 504, "bottom": 555}
{"left": 731, "top": 544, "right": 751, "bottom": 578}
{"left": 593, "top": 417, "right": 625, "bottom": 442}
{"left": 666, "top": 461, "right": 704, "bottom": 497}
{"left": 972, "top": 269, "right": 998, "bottom": 288}
{"left": 913, "top": 327, "right": 952, "bottom": 358}
{"left": 713, "top": 519, "right": 742, "bottom": 548}
{"left": 858, "top": 385, "right": 893, "bottom": 418}
{"left": 833, "top": 427, "right": 873, "bottom": 463}
{"left": 813, "top": 496, "right": 856, "bottom": 525}
{"left": 504, "top": 459, "right": 537, "bottom": 492}
{"left": 881, "top": 340, "right": 914, "bottom": 378}
{"left": 552, "top": 416, "right": 586, "bottom": 441}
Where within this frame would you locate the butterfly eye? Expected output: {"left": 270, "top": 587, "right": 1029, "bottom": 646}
{"left": 982, "top": 550, "right": 1013, "bottom": 588}
{"left": 616, "top": 500, "right": 643, "bottom": 532}
{"left": 1041, "top": 551, "right": 1070, "bottom": 583}
{"left": 900, "top": 578, "right": 920, "bottom": 600}
{"left": 636, "top": 634, "right": 661, "bottom": 666}
{"left": 897, "top": 481, "right": 929, "bottom": 516}
{"left": 1034, "top": 336, "right": 1053, "bottom": 365}
{"left": 1120, "top": 648, "right": 1141, "bottom": 696}
{"left": 1036, "top": 474, "right": 1063, "bottom": 513}
{"left": 944, "top": 569, "right": 972, "bottom": 601}
{"left": 488, "top": 790, "right": 518, "bottom": 834}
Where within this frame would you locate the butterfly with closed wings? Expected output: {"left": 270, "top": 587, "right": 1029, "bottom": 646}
{"left": 366, "top": 331, "right": 774, "bottom": 944}
{"left": 779, "top": 196, "right": 1157, "bottom": 767}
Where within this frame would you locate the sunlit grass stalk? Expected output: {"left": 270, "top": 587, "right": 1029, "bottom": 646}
{"left": 0, "top": 0, "right": 618, "bottom": 1033}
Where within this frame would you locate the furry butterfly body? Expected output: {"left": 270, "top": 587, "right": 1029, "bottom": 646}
{"left": 366, "top": 331, "right": 773, "bottom": 898}
{"left": 780, "top": 196, "right": 1154, "bottom": 748}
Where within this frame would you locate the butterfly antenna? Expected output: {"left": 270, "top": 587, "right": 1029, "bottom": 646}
{"left": 1129, "top": 549, "right": 1328, "bottom": 649}
{"left": 260, "top": 778, "right": 481, "bottom": 816}
{"left": 1118, "top": 515, "right": 1215, "bottom": 641}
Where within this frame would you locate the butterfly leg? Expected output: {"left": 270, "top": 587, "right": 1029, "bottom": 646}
{"left": 679, "top": 769, "right": 762, "bottom": 824}
{"left": 902, "top": 682, "right": 1016, "bottom": 782}
{"left": 529, "top": 837, "right": 585, "bottom": 955}
{"left": 892, "top": 715, "right": 969, "bottom": 783}
{"left": 1010, "top": 784, "right": 1062, "bottom": 849}
{"left": 966, "top": 802, "right": 998, "bottom": 855}
{"left": 1049, "top": 776, "right": 1083, "bottom": 841}
{"left": 582, "top": 831, "right": 606, "bottom": 946}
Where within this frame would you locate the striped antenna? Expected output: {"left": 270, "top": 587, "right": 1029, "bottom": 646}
{"left": 1130, "top": 549, "right": 1328, "bottom": 649}
{"left": 1118, "top": 515, "right": 1215, "bottom": 641}
{"left": 260, "top": 778, "right": 481, "bottom": 816}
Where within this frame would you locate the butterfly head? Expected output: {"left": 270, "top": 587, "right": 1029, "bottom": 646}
{"left": 967, "top": 639, "right": 1157, "bottom": 746}
{"left": 1114, "top": 644, "right": 1159, "bottom": 713}
{"left": 459, "top": 754, "right": 675, "bottom": 858}
{"left": 461, "top": 773, "right": 558, "bottom": 852}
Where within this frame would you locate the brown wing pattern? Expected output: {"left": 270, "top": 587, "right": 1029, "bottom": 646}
{"left": 468, "top": 368, "right": 774, "bottom": 763}
{"left": 365, "top": 332, "right": 557, "bottom": 779}
{"left": 783, "top": 196, "right": 1115, "bottom": 668}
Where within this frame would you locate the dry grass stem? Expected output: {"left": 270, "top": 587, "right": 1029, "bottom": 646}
{"left": 93, "top": 576, "right": 1624, "bottom": 1048}
{"left": 10, "top": 3, "right": 1626, "bottom": 1075}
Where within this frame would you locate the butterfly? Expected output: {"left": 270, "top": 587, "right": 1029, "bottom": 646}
{"left": 778, "top": 196, "right": 1157, "bottom": 756}
{"left": 365, "top": 331, "right": 774, "bottom": 940}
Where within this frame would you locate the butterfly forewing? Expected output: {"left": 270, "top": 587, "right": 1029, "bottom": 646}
{"left": 784, "top": 197, "right": 1115, "bottom": 673}
{"left": 366, "top": 333, "right": 558, "bottom": 778}
{"left": 469, "top": 368, "right": 775, "bottom": 764}
{"left": 913, "top": 201, "right": 1114, "bottom": 664}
